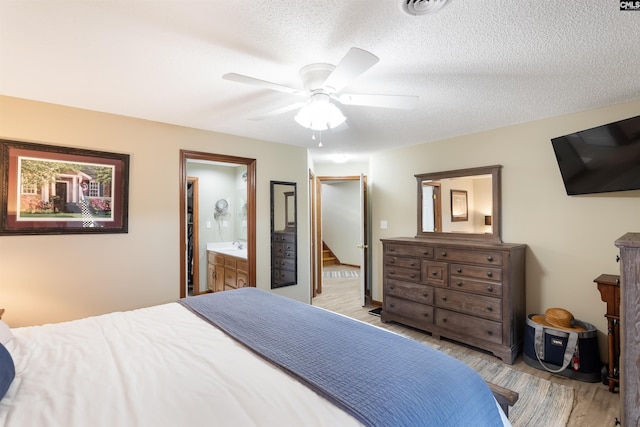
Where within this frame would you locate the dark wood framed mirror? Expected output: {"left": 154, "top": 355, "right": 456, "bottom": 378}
{"left": 271, "top": 181, "right": 297, "bottom": 288}
{"left": 416, "top": 165, "right": 502, "bottom": 242}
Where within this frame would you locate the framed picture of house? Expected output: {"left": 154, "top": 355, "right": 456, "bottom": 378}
{"left": 0, "top": 139, "right": 130, "bottom": 235}
{"left": 450, "top": 189, "right": 468, "bottom": 222}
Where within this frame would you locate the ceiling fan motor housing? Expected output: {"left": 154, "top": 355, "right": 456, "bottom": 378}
{"left": 299, "top": 63, "right": 335, "bottom": 92}
{"left": 400, "top": 0, "right": 453, "bottom": 16}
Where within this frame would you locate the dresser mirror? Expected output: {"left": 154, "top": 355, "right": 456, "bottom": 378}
{"left": 416, "top": 165, "right": 502, "bottom": 242}
{"left": 270, "top": 181, "right": 297, "bottom": 288}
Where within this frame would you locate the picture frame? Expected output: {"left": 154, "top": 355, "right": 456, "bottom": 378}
{"left": 450, "top": 189, "right": 468, "bottom": 222}
{"left": 0, "top": 139, "right": 130, "bottom": 235}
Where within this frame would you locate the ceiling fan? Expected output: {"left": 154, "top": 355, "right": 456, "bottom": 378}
{"left": 223, "top": 47, "right": 418, "bottom": 131}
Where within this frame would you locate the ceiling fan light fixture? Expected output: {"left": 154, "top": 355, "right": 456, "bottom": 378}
{"left": 399, "top": 0, "right": 453, "bottom": 16}
{"left": 294, "top": 93, "right": 346, "bottom": 131}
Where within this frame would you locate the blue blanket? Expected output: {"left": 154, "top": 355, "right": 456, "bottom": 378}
{"left": 179, "top": 288, "right": 502, "bottom": 427}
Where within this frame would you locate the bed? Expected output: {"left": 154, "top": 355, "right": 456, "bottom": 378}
{"left": 0, "top": 288, "right": 514, "bottom": 426}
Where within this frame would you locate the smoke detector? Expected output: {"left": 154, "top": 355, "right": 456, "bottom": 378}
{"left": 399, "top": 0, "right": 453, "bottom": 16}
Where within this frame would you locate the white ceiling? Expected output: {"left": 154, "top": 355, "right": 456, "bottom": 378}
{"left": 1, "top": 1, "right": 639, "bottom": 163}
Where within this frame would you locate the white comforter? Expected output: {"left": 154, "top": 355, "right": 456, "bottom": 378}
{"left": 0, "top": 303, "right": 362, "bottom": 427}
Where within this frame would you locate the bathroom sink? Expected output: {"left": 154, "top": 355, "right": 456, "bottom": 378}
{"left": 207, "top": 243, "right": 247, "bottom": 259}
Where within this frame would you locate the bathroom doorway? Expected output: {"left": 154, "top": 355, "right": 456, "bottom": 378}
{"left": 179, "top": 150, "right": 256, "bottom": 299}
{"left": 186, "top": 177, "right": 200, "bottom": 295}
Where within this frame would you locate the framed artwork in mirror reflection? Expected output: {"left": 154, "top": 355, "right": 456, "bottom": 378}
{"left": 450, "top": 189, "right": 468, "bottom": 222}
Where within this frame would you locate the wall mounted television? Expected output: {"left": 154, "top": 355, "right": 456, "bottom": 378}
{"left": 551, "top": 115, "right": 640, "bottom": 195}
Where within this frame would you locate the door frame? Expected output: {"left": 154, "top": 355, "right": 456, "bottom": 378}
{"left": 187, "top": 177, "right": 201, "bottom": 295}
{"left": 313, "top": 175, "right": 370, "bottom": 304}
{"left": 179, "top": 150, "right": 256, "bottom": 299}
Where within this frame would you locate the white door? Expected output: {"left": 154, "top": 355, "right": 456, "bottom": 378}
{"left": 358, "top": 174, "right": 368, "bottom": 306}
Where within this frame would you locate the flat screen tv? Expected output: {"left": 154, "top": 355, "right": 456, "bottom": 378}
{"left": 551, "top": 115, "right": 640, "bottom": 195}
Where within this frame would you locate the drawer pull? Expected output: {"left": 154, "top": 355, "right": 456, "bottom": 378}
{"left": 389, "top": 285, "right": 395, "bottom": 290}
{"left": 487, "top": 256, "right": 494, "bottom": 262}
{"left": 487, "top": 330, "right": 493, "bottom": 335}
{"left": 390, "top": 303, "right": 395, "bottom": 308}
{"left": 389, "top": 247, "right": 395, "bottom": 252}
{"left": 410, "top": 261, "right": 416, "bottom": 266}
{"left": 442, "top": 318, "right": 447, "bottom": 323}
{"left": 487, "top": 286, "right": 493, "bottom": 292}
{"left": 487, "top": 306, "right": 493, "bottom": 312}
{"left": 423, "top": 293, "right": 429, "bottom": 297}
{"left": 389, "top": 258, "right": 396, "bottom": 264}
{"left": 410, "top": 273, "right": 416, "bottom": 278}
{"left": 456, "top": 281, "right": 463, "bottom": 287}
{"left": 456, "top": 268, "right": 462, "bottom": 273}
{"left": 487, "top": 271, "right": 493, "bottom": 278}
{"left": 390, "top": 271, "right": 396, "bottom": 275}
{"left": 432, "top": 271, "right": 438, "bottom": 276}
{"left": 441, "top": 251, "right": 447, "bottom": 257}
{"left": 442, "top": 296, "right": 447, "bottom": 301}
{"left": 423, "top": 251, "right": 430, "bottom": 255}
{"left": 423, "top": 312, "right": 429, "bottom": 317}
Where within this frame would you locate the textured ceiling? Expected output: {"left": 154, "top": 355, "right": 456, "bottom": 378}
{"left": 1, "top": 1, "right": 639, "bottom": 163}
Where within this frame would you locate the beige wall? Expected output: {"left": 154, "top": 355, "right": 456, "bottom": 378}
{"left": 3, "top": 94, "right": 639, "bottom": 360}
{"left": 369, "top": 99, "right": 640, "bottom": 358}
{"left": 0, "top": 96, "right": 311, "bottom": 327}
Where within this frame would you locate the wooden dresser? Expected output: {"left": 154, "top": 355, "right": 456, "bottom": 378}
{"left": 272, "top": 230, "right": 296, "bottom": 288}
{"left": 381, "top": 237, "right": 526, "bottom": 364}
{"left": 614, "top": 232, "right": 640, "bottom": 426}
{"left": 594, "top": 273, "right": 620, "bottom": 392}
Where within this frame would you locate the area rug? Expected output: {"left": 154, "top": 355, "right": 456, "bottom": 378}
{"left": 322, "top": 270, "right": 360, "bottom": 278}
{"left": 368, "top": 307, "right": 382, "bottom": 317}
{"left": 430, "top": 343, "right": 575, "bottom": 426}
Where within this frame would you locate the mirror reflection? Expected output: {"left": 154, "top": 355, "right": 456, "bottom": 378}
{"left": 416, "top": 165, "right": 501, "bottom": 242}
{"left": 271, "top": 181, "right": 297, "bottom": 288}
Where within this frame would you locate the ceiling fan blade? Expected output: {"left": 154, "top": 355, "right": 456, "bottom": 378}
{"left": 249, "top": 101, "right": 308, "bottom": 120}
{"left": 337, "top": 93, "right": 419, "bottom": 110}
{"left": 223, "top": 73, "right": 306, "bottom": 96}
{"left": 322, "top": 48, "right": 379, "bottom": 93}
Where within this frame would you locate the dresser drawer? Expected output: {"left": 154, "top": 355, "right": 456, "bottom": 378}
{"left": 384, "top": 255, "right": 420, "bottom": 269}
{"left": 385, "top": 244, "right": 434, "bottom": 259}
{"left": 274, "top": 245, "right": 295, "bottom": 257}
{"left": 436, "top": 248, "right": 503, "bottom": 266}
{"left": 385, "top": 279, "right": 433, "bottom": 305}
{"left": 273, "top": 232, "right": 295, "bottom": 243}
{"left": 274, "top": 269, "right": 296, "bottom": 283}
{"left": 385, "top": 266, "right": 421, "bottom": 282}
{"left": 450, "top": 263, "right": 502, "bottom": 282}
{"left": 435, "top": 288, "right": 502, "bottom": 321}
{"left": 273, "top": 257, "right": 295, "bottom": 271}
{"left": 421, "top": 260, "right": 448, "bottom": 287}
{"left": 435, "top": 309, "right": 502, "bottom": 345}
{"left": 450, "top": 277, "right": 503, "bottom": 297}
{"left": 385, "top": 295, "right": 434, "bottom": 324}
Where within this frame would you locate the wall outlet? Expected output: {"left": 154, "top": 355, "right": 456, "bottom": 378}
{"left": 206, "top": 221, "right": 211, "bottom": 229}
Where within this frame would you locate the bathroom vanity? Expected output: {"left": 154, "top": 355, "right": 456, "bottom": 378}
{"left": 207, "top": 243, "right": 248, "bottom": 292}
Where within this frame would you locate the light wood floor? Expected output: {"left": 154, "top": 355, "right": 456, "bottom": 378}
{"left": 313, "top": 265, "right": 621, "bottom": 427}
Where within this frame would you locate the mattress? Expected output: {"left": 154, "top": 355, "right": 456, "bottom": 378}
{"left": 0, "top": 296, "right": 510, "bottom": 426}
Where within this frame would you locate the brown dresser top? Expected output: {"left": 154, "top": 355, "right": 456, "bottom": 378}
{"left": 381, "top": 237, "right": 526, "bottom": 250}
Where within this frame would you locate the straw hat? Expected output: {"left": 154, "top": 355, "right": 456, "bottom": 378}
{"left": 531, "top": 308, "right": 586, "bottom": 332}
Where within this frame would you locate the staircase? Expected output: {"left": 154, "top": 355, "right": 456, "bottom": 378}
{"left": 322, "top": 242, "right": 338, "bottom": 267}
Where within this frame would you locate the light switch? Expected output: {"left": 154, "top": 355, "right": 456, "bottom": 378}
{"left": 380, "top": 220, "right": 388, "bottom": 229}
{"left": 206, "top": 221, "right": 211, "bottom": 229}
